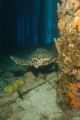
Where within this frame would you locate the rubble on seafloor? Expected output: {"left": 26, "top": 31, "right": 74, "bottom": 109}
{"left": 55, "top": 0, "right": 80, "bottom": 109}
{"left": 0, "top": 70, "right": 61, "bottom": 120}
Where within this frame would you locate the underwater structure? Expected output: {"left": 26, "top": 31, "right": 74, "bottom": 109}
{"left": 55, "top": 0, "right": 80, "bottom": 109}
{"left": 1, "top": 2, "right": 80, "bottom": 120}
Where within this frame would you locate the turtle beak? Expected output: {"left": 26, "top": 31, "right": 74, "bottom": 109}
{"left": 34, "top": 65, "right": 38, "bottom": 68}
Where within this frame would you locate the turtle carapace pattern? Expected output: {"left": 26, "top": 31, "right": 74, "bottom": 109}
{"left": 10, "top": 48, "right": 56, "bottom": 68}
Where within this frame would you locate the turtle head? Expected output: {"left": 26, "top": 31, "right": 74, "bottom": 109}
{"left": 32, "top": 58, "right": 41, "bottom": 68}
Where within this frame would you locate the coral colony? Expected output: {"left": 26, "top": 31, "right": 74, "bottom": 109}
{"left": 55, "top": 0, "right": 80, "bottom": 109}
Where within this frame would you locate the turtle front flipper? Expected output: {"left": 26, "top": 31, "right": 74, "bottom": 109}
{"left": 10, "top": 55, "right": 27, "bottom": 65}
{"left": 47, "top": 58, "right": 56, "bottom": 65}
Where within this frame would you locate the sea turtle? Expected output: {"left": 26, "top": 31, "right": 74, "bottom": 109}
{"left": 10, "top": 48, "right": 56, "bottom": 68}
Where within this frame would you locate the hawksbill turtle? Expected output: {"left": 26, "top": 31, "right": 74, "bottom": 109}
{"left": 10, "top": 48, "right": 56, "bottom": 68}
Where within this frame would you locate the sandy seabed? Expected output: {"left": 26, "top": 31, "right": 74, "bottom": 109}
{"left": 0, "top": 54, "right": 80, "bottom": 120}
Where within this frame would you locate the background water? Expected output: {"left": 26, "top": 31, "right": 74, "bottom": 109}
{"left": 0, "top": 0, "right": 58, "bottom": 53}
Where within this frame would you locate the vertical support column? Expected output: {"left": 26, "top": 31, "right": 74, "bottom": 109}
{"left": 55, "top": 0, "right": 80, "bottom": 109}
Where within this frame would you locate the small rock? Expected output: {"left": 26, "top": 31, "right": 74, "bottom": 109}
{"left": 24, "top": 72, "right": 35, "bottom": 79}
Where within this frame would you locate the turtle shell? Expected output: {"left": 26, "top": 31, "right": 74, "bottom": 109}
{"left": 10, "top": 48, "right": 56, "bottom": 68}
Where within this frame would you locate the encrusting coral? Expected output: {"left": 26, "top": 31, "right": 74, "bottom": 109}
{"left": 56, "top": 0, "right": 80, "bottom": 109}
{"left": 4, "top": 80, "right": 24, "bottom": 93}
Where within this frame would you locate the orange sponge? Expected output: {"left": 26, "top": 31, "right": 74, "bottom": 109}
{"left": 66, "top": 82, "right": 80, "bottom": 109}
